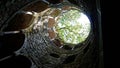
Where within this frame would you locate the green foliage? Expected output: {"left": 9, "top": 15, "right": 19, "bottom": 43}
{"left": 56, "top": 9, "right": 90, "bottom": 45}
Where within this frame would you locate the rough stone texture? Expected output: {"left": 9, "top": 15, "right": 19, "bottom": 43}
{"left": 0, "top": 0, "right": 34, "bottom": 28}
{"left": 0, "top": 0, "right": 102, "bottom": 68}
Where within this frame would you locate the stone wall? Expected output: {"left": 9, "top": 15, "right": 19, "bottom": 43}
{"left": 0, "top": 0, "right": 102, "bottom": 68}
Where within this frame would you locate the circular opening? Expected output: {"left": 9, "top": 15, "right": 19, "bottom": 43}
{"left": 55, "top": 9, "right": 91, "bottom": 45}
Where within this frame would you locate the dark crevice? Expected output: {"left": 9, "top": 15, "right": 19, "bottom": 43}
{"left": 62, "top": 45, "right": 72, "bottom": 50}
{"left": 50, "top": 53, "right": 60, "bottom": 58}
{"left": 83, "top": 43, "right": 90, "bottom": 54}
{"left": 0, "top": 31, "right": 25, "bottom": 58}
{"left": 0, "top": 55, "right": 32, "bottom": 68}
{"left": 62, "top": 55, "right": 77, "bottom": 64}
